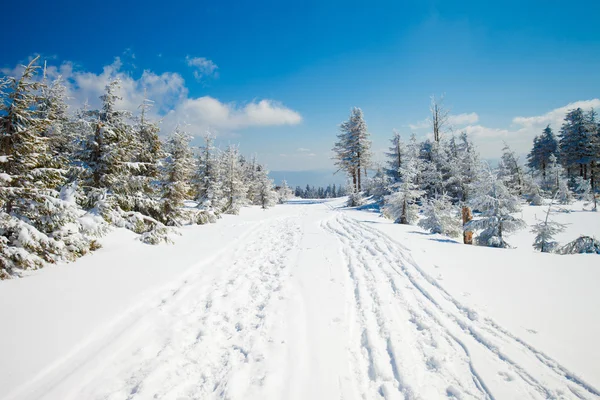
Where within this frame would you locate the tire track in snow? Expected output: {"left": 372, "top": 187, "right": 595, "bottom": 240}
{"left": 337, "top": 213, "right": 599, "bottom": 400}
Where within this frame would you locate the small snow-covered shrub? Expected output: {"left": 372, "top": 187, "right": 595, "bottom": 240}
{"left": 559, "top": 236, "right": 600, "bottom": 255}
{"left": 418, "top": 195, "right": 462, "bottom": 237}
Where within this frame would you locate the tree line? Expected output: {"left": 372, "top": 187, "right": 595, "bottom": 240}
{"left": 0, "top": 57, "right": 290, "bottom": 279}
{"left": 332, "top": 97, "right": 599, "bottom": 252}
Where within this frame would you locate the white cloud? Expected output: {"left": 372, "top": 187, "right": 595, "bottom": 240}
{"left": 460, "top": 99, "right": 600, "bottom": 159}
{"left": 1, "top": 56, "right": 301, "bottom": 140}
{"left": 165, "top": 97, "right": 301, "bottom": 135}
{"left": 408, "top": 112, "right": 479, "bottom": 130}
{"left": 448, "top": 112, "right": 479, "bottom": 125}
{"left": 297, "top": 148, "right": 310, "bottom": 152}
{"left": 512, "top": 99, "right": 600, "bottom": 129}
{"left": 185, "top": 56, "right": 218, "bottom": 81}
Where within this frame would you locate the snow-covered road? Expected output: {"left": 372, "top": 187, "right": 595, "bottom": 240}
{"left": 2, "top": 201, "right": 598, "bottom": 399}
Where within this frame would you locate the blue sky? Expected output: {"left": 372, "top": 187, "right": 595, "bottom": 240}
{"left": 3, "top": 0, "right": 600, "bottom": 176}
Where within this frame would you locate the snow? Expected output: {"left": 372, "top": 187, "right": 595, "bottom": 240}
{"left": 1, "top": 199, "right": 599, "bottom": 399}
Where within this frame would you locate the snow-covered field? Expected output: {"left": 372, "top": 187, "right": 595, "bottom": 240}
{"left": 1, "top": 199, "right": 599, "bottom": 399}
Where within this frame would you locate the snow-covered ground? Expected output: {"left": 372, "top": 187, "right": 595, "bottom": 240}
{"left": 1, "top": 199, "right": 599, "bottom": 399}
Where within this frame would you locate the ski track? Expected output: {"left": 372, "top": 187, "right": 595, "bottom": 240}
{"left": 13, "top": 203, "right": 600, "bottom": 400}
{"left": 324, "top": 212, "right": 600, "bottom": 400}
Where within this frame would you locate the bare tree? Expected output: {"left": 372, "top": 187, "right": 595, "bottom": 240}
{"left": 430, "top": 94, "right": 449, "bottom": 143}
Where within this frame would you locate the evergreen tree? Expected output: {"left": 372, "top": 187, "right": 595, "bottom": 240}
{"left": 418, "top": 194, "right": 462, "bottom": 237}
{"left": 221, "top": 145, "right": 248, "bottom": 215}
{"left": 531, "top": 199, "right": 565, "bottom": 253}
{"left": 385, "top": 130, "right": 405, "bottom": 183}
{"left": 498, "top": 143, "right": 524, "bottom": 195}
{"left": 162, "top": 127, "right": 195, "bottom": 226}
{"left": 466, "top": 166, "right": 525, "bottom": 248}
{"left": 383, "top": 150, "right": 424, "bottom": 224}
{"left": 0, "top": 57, "right": 100, "bottom": 277}
{"left": 276, "top": 180, "right": 293, "bottom": 204}
{"left": 332, "top": 107, "right": 372, "bottom": 191}
{"left": 195, "top": 133, "right": 223, "bottom": 212}
{"left": 527, "top": 125, "right": 558, "bottom": 179}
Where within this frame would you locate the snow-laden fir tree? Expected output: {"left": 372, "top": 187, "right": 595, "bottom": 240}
{"left": 523, "top": 174, "right": 544, "bottom": 206}
{"left": 276, "top": 180, "right": 293, "bottom": 204}
{"left": 383, "top": 145, "right": 424, "bottom": 224}
{"left": 254, "top": 164, "right": 276, "bottom": 209}
{"left": 194, "top": 133, "right": 224, "bottom": 213}
{"left": 127, "top": 95, "right": 165, "bottom": 219}
{"left": 466, "top": 165, "right": 525, "bottom": 248}
{"left": 418, "top": 193, "right": 462, "bottom": 237}
{"left": 365, "top": 163, "right": 392, "bottom": 203}
{"left": 221, "top": 145, "right": 248, "bottom": 215}
{"left": 557, "top": 178, "right": 573, "bottom": 205}
{"left": 332, "top": 107, "right": 372, "bottom": 191}
{"left": 559, "top": 108, "right": 595, "bottom": 180}
{"left": 498, "top": 143, "right": 524, "bottom": 195}
{"left": 346, "top": 179, "right": 365, "bottom": 207}
{"left": 79, "top": 79, "right": 138, "bottom": 212}
{"left": 0, "top": 57, "right": 102, "bottom": 277}
{"left": 162, "top": 126, "right": 195, "bottom": 226}
{"left": 527, "top": 125, "right": 558, "bottom": 180}
{"left": 385, "top": 130, "right": 405, "bottom": 183}
{"left": 531, "top": 199, "right": 566, "bottom": 253}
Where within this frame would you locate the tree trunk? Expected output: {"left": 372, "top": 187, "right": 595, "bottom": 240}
{"left": 462, "top": 206, "right": 473, "bottom": 244}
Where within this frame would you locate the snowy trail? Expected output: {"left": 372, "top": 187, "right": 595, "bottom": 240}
{"left": 324, "top": 212, "right": 600, "bottom": 400}
{"left": 4, "top": 201, "right": 599, "bottom": 400}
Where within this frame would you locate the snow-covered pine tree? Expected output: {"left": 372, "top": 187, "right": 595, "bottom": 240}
{"left": 498, "top": 143, "right": 525, "bottom": 195}
{"left": 79, "top": 79, "right": 138, "bottom": 213}
{"left": 276, "top": 179, "right": 293, "bottom": 204}
{"left": 254, "top": 164, "right": 276, "bottom": 209}
{"left": 557, "top": 178, "right": 573, "bottom": 205}
{"left": 527, "top": 125, "right": 558, "bottom": 180}
{"left": 332, "top": 107, "right": 372, "bottom": 192}
{"left": 559, "top": 108, "right": 594, "bottom": 181}
{"left": 128, "top": 95, "right": 164, "bottom": 219}
{"left": 418, "top": 193, "right": 462, "bottom": 237}
{"left": 531, "top": 198, "right": 566, "bottom": 253}
{"left": 383, "top": 146, "right": 424, "bottom": 224}
{"left": 466, "top": 165, "right": 525, "bottom": 248}
{"left": 365, "top": 163, "right": 391, "bottom": 203}
{"left": 385, "top": 130, "right": 405, "bottom": 183}
{"left": 346, "top": 179, "right": 364, "bottom": 207}
{"left": 220, "top": 145, "right": 248, "bottom": 215}
{"left": 194, "top": 133, "right": 224, "bottom": 213}
{"left": 0, "top": 57, "right": 100, "bottom": 277}
{"left": 162, "top": 126, "right": 195, "bottom": 226}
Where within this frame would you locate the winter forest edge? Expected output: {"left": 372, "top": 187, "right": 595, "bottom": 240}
{"left": 1, "top": 57, "right": 599, "bottom": 279}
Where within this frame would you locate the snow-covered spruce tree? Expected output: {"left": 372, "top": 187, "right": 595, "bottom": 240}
{"left": 523, "top": 174, "right": 544, "bottom": 206}
{"left": 346, "top": 180, "right": 364, "bottom": 207}
{"left": 254, "top": 164, "right": 276, "bottom": 209}
{"left": 559, "top": 108, "right": 594, "bottom": 180}
{"left": 276, "top": 179, "right": 293, "bottom": 204}
{"left": 365, "top": 163, "right": 392, "bottom": 203}
{"left": 194, "top": 132, "right": 224, "bottom": 214}
{"left": 383, "top": 150, "right": 424, "bottom": 224}
{"left": 557, "top": 178, "right": 573, "bottom": 205}
{"left": 531, "top": 199, "right": 566, "bottom": 253}
{"left": 79, "top": 79, "right": 138, "bottom": 212}
{"left": 0, "top": 57, "right": 101, "bottom": 278}
{"left": 385, "top": 130, "right": 405, "bottom": 183}
{"left": 162, "top": 126, "right": 195, "bottom": 226}
{"left": 418, "top": 194, "right": 462, "bottom": 237}
{"left": 127, "top": 95, "right": 165, "bottom": 220}
{"left": 332, "top": 107, "right": 372, "bottom": 192}
{"left": 466, "top": 165, "right": 525, "bottom": 248}
{"left": 498, "top": 143, "right": 525, "bottom": 196}
{"left": 220, "top": 145, "right": 248, "bottom": 215}
{"left": 527, "top": 125, "right": 558, "bottom": 181}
